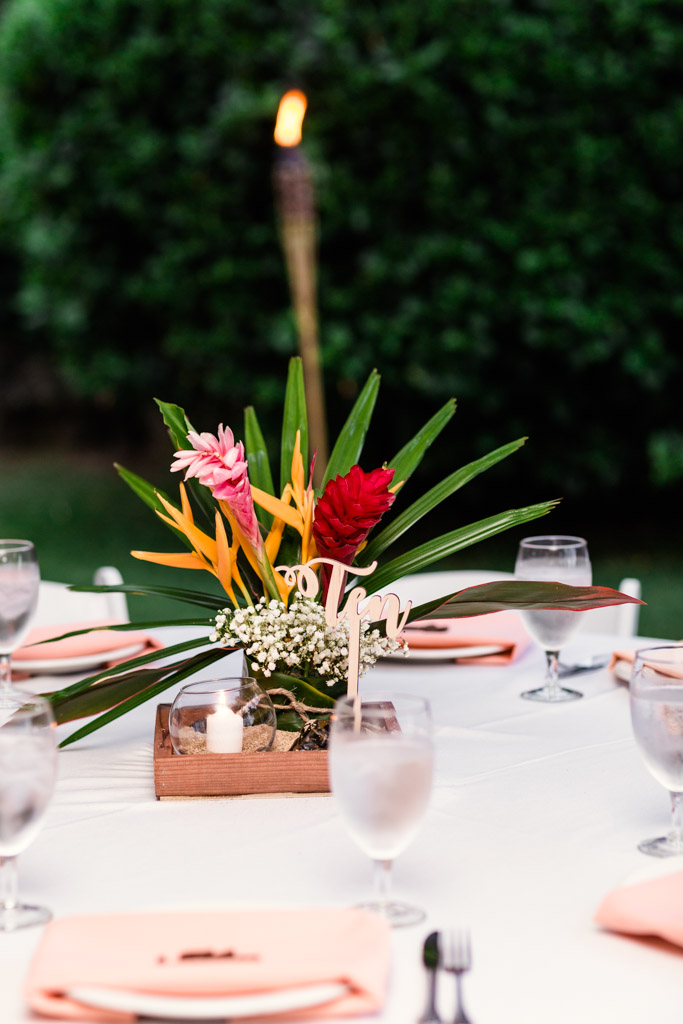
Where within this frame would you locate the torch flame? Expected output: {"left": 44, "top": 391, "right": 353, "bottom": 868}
{"left": 274, "top": 90, "right": 307, "bottom": 147}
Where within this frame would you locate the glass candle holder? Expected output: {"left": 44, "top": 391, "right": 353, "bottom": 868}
{"left": 169, "top": 678, "right": 276, "bottom": 755}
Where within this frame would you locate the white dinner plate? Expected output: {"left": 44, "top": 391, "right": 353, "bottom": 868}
{"left": 67, "top": 980, "right": 349, "bottom": 1020}
{"left": 384, "top": 643, "right": 507, "bottom": 662}
{"left": 15, "top": 643, "right": 146, "bottom": 676}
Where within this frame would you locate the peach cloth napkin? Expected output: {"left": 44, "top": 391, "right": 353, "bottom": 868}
{"left": 13, "top": 619, "right": 163, "bottom": 667}
{"left": 25, "top": 908, "right": 391, "bottom": 1020}
{"left": 609, "top": 647, "right": 683, "bottom": 683}
{"left": 403, "top": 610, "right": 531, "bottom": 665}
{"left": 595, "top": 870, "right": 683, "bottom": 948}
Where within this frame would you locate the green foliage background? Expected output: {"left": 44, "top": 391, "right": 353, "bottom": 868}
{"left": 0, "top": 0, "right": 682, "bottom": 512}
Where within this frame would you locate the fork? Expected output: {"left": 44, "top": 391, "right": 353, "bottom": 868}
{"left": 441, "top": 929, "right": 472, "bottom": 1024}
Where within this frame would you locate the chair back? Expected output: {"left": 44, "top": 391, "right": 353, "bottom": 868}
{"left": 35, "top": 566, "right": 129, "bottom": 626}
{"left": 578, "top": 577, "right": 642, "bottom": 637}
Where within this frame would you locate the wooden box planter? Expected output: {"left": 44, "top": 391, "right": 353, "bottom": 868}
{"left": 153, "top": 705, "right": 329, "bottom": 799}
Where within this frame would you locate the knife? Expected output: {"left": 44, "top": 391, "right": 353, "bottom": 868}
{"left": 418, "top": 931, "right": 442, "bottom": 1024}
{"left": 557, "top": 653, "right": 610, "bottom": 677}
{"left": 403, "top": 623, "right": 449, "bottom": 632}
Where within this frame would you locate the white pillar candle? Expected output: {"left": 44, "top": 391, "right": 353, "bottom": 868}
{"left": 206, "top": 701, "right": 243, "bottom": 753}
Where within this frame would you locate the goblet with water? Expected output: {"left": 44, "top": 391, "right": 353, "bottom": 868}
{"left": 515, "top": 535, "right": 592, "bottom": 702}
{"left": 0, "top": 694, "right": 57, "bottom": 930}
{"left": 630, "top": 645, "right": 683, "bottom": 857}
{"left": 0, "top": 540, "right": 40, "bottom": 701}
{"left": 328, "top": 693, "right": 433, "bottom": 928}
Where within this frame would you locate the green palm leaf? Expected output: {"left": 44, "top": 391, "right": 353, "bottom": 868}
{"left": 244, "top": 405, "right": 274, "bottom": 529}
{"left": 44, "top": 635, "right": 214, "bottom": 703}
{"left": 388, "top": 399, "right": 456, "bottom": 484}
{"left": 47, "top": 664, "right": 179, "bottom": 724}
{"left": 264, "top": 671, "right": 337, "bottom": 709}
{"left": 29, "top": 619, "right": 213, "bottom": 647}
{"left": 155, "top": 399, "right": 215, "bottom": 524}
{"left": 361, "top": 500, "right": 559, "bottom": 594}
{"left": 71, "top": 582, "right": 226, "bottom": 611}
{"left": 154, "top": 398, "right": 194, "bottom": 451}
{"left": 58, "top": 649, "right": 228, "bottom": 747}
{"left": 280, "top": 357, "right": 308, "bottom": 493}
{"left": 115, "top": 464, "right": 192, "bottom": 550}
{"left": 321, "top": 369, "right": 381, "bottom": 489}
{"left": 114, "top": 464, "right": 171, "bottom": 515}
{"left": 362, "top": 438, "right": 527, "bottom": 565}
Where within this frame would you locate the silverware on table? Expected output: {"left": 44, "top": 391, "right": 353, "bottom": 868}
{"left": 418, "top": 931, "right": 442, "bottom": 1024}
{"left": 404, "top": 624, "right": 449, "bottom": 633}
{"left": 557, "top": 653, "right": 610, "bottom": 677}
{"left": 442, "top": 929, "right": 472, "bottom": 1024}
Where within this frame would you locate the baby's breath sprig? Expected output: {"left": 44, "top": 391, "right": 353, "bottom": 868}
{"left": 210, "top": 592, "right": 405, "bottom": 685}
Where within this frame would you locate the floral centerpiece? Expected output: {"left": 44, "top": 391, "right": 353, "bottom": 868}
{"left": 43, "top": 359, "right": 639, "bottom": 746}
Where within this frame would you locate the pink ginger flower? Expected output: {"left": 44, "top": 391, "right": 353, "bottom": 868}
{"left": 172, "top": 426, "right": 261, "bottom": 549}
{"left": 172, "top": 425, "right": 246, "bottom": 489}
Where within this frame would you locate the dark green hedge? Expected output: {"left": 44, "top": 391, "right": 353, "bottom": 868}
{"left": 0, "top": 0, "right": 682, "bottom": 507}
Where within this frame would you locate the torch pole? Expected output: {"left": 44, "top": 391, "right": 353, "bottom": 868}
{"left": 274, "top": 149, "right": 328, "bottom": 487}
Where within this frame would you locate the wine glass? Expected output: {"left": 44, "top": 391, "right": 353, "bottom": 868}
{"left": 328, "top": 693, "right": 433, "bottom": 928}
{"left": 0, "top": 693, "right": 57, "bottom": 930}
{"left": 0, "top": 540, "right": 41, "bottom": 701}
{"left": 630, "top": 645, "right": 683, "bottom": 857}
{"left": 515, "top": 535, "right": 592, "bottom": 702}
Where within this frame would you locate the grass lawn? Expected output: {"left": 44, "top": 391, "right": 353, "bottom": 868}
{"left": 0, "top": 450, "right": 220, "bottom": 622}
{"left": 0, "top": 451, "right": 680, "bottom": 640}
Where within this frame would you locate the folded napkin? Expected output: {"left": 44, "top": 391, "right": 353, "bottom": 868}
{"left": 595, "top": 870, "right": 683, "bottom": 949}
{"left": 14, "top": 619, "right": 163, "bottom": 666}
{"left": 402, "top": 610, "right": 531, "bottom": 664}
{"left": 25, "top": 908, "right": 391, "bottom": 1020}
{"left": 609, "top": 648, "right": 637, "bottom": 684}
{"left": 609, "top": 647, "right": 683, "bottom": 684}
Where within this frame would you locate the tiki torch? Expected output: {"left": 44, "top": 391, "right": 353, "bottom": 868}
{"left": 273, "top": 90, "right": 328, "bottom": 485}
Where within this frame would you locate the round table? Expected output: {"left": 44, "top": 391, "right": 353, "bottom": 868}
{"left": 2, "top": 626, "right": 679, "bottom": 1024}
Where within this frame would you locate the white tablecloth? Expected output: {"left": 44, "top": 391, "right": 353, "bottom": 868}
{"left": 1, "top": 628, "right": 680, "bottom": 1024}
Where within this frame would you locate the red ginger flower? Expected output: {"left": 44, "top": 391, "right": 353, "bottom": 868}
{"left": 312, "top": 465, "right": 396, "bottom": 583}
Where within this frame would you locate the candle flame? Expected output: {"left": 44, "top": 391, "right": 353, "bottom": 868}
{"left": 274, "top": 90, "right": 307, "bottom": 147}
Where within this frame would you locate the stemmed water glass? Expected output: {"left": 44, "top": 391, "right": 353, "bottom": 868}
{"left": 515, "top": 535, "right": 592, "bottom": 702}
{"left": 0, "top": 693, "right": 57, "bottom": 930}
{"left": 0, "top": 540, "right": 41, "bottom": 702}
{"left": 630, "top": 645, "right": 683, "bottom": 857}
{"left": 328, "top": 693, "right": 434, "bottom": 928}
